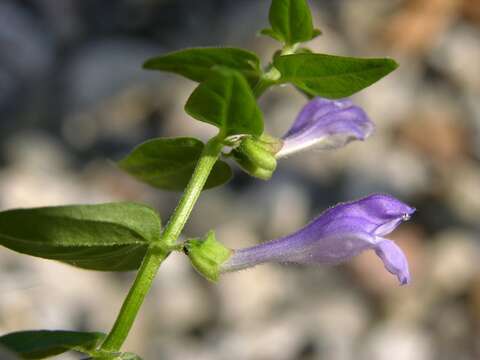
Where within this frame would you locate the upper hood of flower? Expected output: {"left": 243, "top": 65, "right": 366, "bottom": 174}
{"left": 310, "top": 194, "right": 416, "bottom": 238}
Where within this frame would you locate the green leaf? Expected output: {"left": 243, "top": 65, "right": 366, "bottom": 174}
{"left": 185, "top": 68, "right": 264, "bottom": 137}
{"left": 118, "top": 137, "right": 232, "bottom": 191}
{"left": 143, "top": 47, "right": 261, "bottom": 86}
{"left": 262, "top": 0, "right": 320, "bottom": 45}
{"left": 0, "top": 202, "right": 162, "bottom": 271}
{"left": 0, "top": 330, "right": 105, "bottom": 359}
{"left": 274, "top": 53, "right": 399, "bottom": 98}
{"left": 259, "top": 28, "right": 283, "bottom": 42}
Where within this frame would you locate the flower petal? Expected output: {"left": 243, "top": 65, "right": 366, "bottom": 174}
{"left": 284, "top": 98, "right": 353, "bottom": 137}
{"left": 276, "top": 97, "right": 374, "bottom": 158}
{"left": 322, "top": 194, "right": 416, "bottom": 237}
{"left": 375, "top": 239, "right": 411, "bottom": 285}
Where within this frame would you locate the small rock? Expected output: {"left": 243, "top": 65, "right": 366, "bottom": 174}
{"left": 429, "top": 229, "right": 479, "bottom": 295}
{"left": 361, "top": 323, "right": 434, "bottom": 360}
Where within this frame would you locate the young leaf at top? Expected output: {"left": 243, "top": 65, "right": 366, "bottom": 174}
{"left": 185, "top": 67, "right": 264, "bottom": 138}
{"left": 143, "top": 47, "right": 261, "bottom": 86}
{"left": 0, "top": 202, "right": 162, "bottom": 271}
{"left": 261, "top": 0, "right": 321, "bottom": 45}
{"left": 0, "top": 330, "right": 105, "bottom": 359}
{"left": 274, "top": 53, "right": 398, "bottom": 98}
{"left": 118, "top": 137, "right": 232, "bottom": 191}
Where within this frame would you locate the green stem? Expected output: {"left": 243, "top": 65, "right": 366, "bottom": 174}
{"left": 100, "top": 135, "right": 224, "bottom": 352}
{"left": 253, "top": 44, "right": 299, "bottom": 98}
{"left": 253, "top": 66, "right": 281, "bottom": 98}
{"left": 161, "top": 136, "right": 223, "bottom": 246}
{"left": 253, "top": 79, "right": 273, "bottom": 98}
{"left": 100, "top": 248, "right": 168, "bottom": 352}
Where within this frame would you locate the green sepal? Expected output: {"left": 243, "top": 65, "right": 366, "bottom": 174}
{"left": 184, "top": 230, "right": 231, "bottom": 282}
{"left": 274, "top": 53, "right": 399, "bottom": 98}
{"left": 0, "top": 202, "right": 162, "bottom": 271}
{"left": 0, "top": 330, "right": 105, "bottom": 359}
{"left": 231, "top": 135, "right": 281, "bottom": 181}
{"left": 185, "top": 67, "right": 264, "bottom": 137}
{"left": 255, "top": 133, "right": 284, "bottom": 154}
{"left": 233, "top": 152, "right": 275, "bottom": 180}
{"left": 143, "top": 47, "right": 261, "bottom": 86}
{"left": 118, "top": 137, "right": 232, "bottom": 192}
{"left": 262, "top": 0, "right": 320, "bottom": 46}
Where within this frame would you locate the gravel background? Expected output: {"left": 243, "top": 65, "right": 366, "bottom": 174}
{"left": 1, "top": 0, "right": 480, "bottom": 359}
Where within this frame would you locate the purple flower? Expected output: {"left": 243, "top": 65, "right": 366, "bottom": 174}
{"left": 275, "top": 97, "right": 375, "bottom": 158}
{"left": 221, "top": 194, "right": 414, "bottom": 285}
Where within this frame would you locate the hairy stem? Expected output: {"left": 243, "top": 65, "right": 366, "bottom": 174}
{"left": 161, "top": 136, "right": 224, "bottom": 246}
{"left": 253, "top": 66, "right": 281, "bottom": 98}
{"left": 99, "top": 248, "right": 168, "bottom": 352}
{"left": 100, "top": 135, "right": 224, "bottom": 352}
{"left": 253, "top": 44, "right": 299, "bottom": 98}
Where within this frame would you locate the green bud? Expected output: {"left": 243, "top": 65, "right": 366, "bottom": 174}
{"left": 232, "top": 135, "right": 282, "bottom": 180}
{"left": 184, "top": 231, "right": 232, "bottom": 282}
{"left": 233, "top": 149, "right": 275, "bottom": 180}
{"left": 241, "top": 138, "right": 277, "bottom": 171}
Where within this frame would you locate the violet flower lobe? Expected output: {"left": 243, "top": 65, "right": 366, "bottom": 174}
{"left": 275, "top": 97, "right": 375, "bottom": 158}
{"left": 221, "top": 194, "right": 414, "bottom": 285}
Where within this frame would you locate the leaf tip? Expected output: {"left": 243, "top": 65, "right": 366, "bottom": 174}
{"left": 141, "top": 58, "right": 154, "bottom": 70}
{"left": 259, "top": 28, "right": 283, "bottom": 42}
{"left": 312, "top": 28, "right": 322, "bottom": 38}
{"left": 384, "top": 58, "right": 400, "bottom": 73}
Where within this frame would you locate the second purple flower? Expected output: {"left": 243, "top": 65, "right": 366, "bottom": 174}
{"left": 276, "top": 97, "right": 375, "bottom": 158}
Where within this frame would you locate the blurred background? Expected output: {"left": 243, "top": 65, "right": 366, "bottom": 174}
{"left": 1, "top": 0, "right": 480, "bottom": 359}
